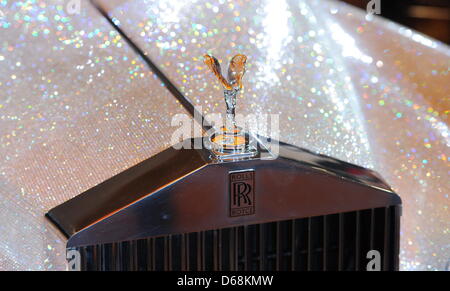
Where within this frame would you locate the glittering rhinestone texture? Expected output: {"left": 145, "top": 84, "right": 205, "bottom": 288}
{"left": 95, "top": 0, "right": 450, "bottom": 271}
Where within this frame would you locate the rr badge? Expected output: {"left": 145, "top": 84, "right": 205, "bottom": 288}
{"left": 229, "top": 170, "right": 255, "bottom": 217}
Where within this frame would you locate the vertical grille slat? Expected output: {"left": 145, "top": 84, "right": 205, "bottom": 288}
{"left": 109, "top": 243, "right": 116, "bottom": 271}
{"left": 119, "top": 241, "right": 128, "bottom": 271}
{"left": 307, "top": 217, "right": 312, "bottom": 271}
{"left": 171, "top": 234, "right": 182, "bottom": 271}
{"left": 220, "top": 228, "right": 230, "bottom": 271}
{"left": 323, "top": 216, "right": 328, "bottom": 271}
{"left": 92, "top": 245, "right": 98, "bottom": 271}
{"left": 154, "top": 237, "right": 164, "bottom": 270}
{"left": 297, "top": 217, "right": 308, "bottom": 271}
{"left": 370, "top": 209, "right": 376, "bottom": 251}
{"left": 259, "top": 224, "right": 265, "bottom": 271}
{"left": 324, "top": 214, "right": 339, "bottom": 270}
{"left": 374, "top": 208, "right": 386, "bottom": 270}
{"left": 393, "top": 206, "right": 401, "bottom": 271}
{"left": 291, "top": 220, "right": 296, "bottom": 271}
{"left": 218, "top": 229, "right": 223, "bottom": 270}
{"left": 166, "top": 236, "right": 173, "bottom": 271}
{"left": 167, "top": 235, "right": 172, "bottom": 271}
{"left": 131, "top": 240, "right": 138, "bottom": 271}
{"left": 136, "top": 240, "right": 146, "bottom": 271}
{"left": 199, "top": 232, "right": 204, "bottom": 271}
{"left": 237, "top": 226, "right": 245, "bottom": 271}
{"left": 338, "top": 213, "right": 344, "bottom": 271}
{"left": 149, "top": 238, "right": 155, "bottom": 271}
{"left": 181, "top": 234, "right": 187, "bottom": 271}
{"left": 81, "top": 246, "right": 89, "bottom": 271}
{"left": 188, "top": 233, "right": 197, "bottom": 271}
{"left": 342, "top": 212, "right": 357, "bottom": 270}
{"left": 248, "top": 225, "right": 258, "bottom": 270}
{"left": 116, "top": 242, "right": 123, "bottom": 271}
{"left": 118, "top": 242, "right": 125, "bottom": 271}
{"left": 203, "top": 231, "right": 213, "bottom": 270}
{"left": 230, "top": 227, "right": 237, "bottom": 271}
{"left": 383, "top": 207, "right": 390, "bottom": 271}
{"left": 213, "top": 230, "right": 219, "bottom": 271}
{"left": 266, "top": 222, "right": 277, "bottom": 270}
{"left": 276, "top": 221, "right": 281, "bottom": 271}
{"left": 244, "top": 226, "right": 249, "bottom": 270}
{"left": 308, "top": 216, "right": 324, "bottom": 271}
{"left": 103, "top": 244, "right": 109, "bottom": 270}
{"left": 359, "top": 209, "right": 372, "bottom": 271}
{"left": 100, "top": 244, "right": 105, "bottom": 271}
{"left": 186, "top": 234, "right": 192, "bottom": 271}
{"left": 355, "top": 211, "right": 361, "bottom": 271}
{"left": 75, "top": 207, "right": 400, "bottom": 271}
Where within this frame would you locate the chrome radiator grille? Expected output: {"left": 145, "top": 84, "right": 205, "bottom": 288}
{"left": 75, "top": 206, "right": 400, "bottom": 271}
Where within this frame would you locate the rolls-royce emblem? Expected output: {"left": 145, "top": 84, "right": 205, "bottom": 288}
{"left": 229, "top": 170, "right": 255, "bottom": 217}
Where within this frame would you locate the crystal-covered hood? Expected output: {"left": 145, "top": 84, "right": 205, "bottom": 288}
{"left": 0, "top": 0, "right": 448, "bottom": 270}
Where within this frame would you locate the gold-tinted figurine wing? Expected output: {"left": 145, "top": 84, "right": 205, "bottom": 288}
{"left": 203, "top": 54, "right": 232, "bottom": 90}
{"left": 227, "top": 54, "right": 247, "bottom": 90}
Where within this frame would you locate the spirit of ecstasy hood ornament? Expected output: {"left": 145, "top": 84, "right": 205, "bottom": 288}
{"left": 203, "top": 54, "right": 256, "bottom": 159}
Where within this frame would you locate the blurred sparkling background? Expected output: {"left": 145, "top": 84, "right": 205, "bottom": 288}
{"left": 0, "top": 0, "right": 448, "bottom": 270}
{"left": 340, "top": 0, "right": 450, "bottom": 45}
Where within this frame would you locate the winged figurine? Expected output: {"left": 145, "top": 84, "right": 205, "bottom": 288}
{"left": 204, "top": 54, "right": 247, "bottom": 128}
